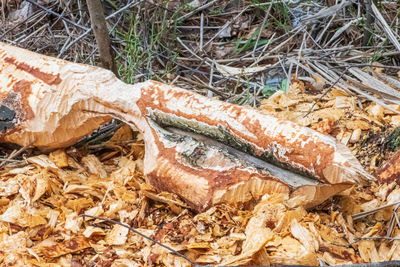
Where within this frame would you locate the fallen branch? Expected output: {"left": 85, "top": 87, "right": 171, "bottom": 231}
{"left": 0, "top": 43, "right": 373, "bottom": 211}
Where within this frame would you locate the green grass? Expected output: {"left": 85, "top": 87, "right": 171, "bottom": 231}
{"left": 234, "top": 25, "right": 271, "bottom": 54}
{"left": 234, "top": 1, "right": 292, "bottom": 55}
{"left": 209, "top": 6, "right": 225, "bottom": 16}
{"left": 269, "top": 2, "right": 292, "bottom": 32}
{"left": 232, "top": 1, "right": 293, "bottom": 104}
{"left": 115, "top": 1, "right": 185, "bottom": 84}
{"left": 116, "top": 16, "right": 141, "bottom": 84}
{"left": 387, "top": 126, "right": 400, "bottom": 151}
{"left": 253, "top": 1, "right": 293, "bottom": 31}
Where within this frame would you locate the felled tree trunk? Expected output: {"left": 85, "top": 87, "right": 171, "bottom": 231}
{"left": 0, "top": 43, "right": 373, "bottom": 211}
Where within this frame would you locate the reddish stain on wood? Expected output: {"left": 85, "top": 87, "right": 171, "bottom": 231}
{"left": 12, "top": 80, "right": 34, "bottom": 120}
{"left": 65, "top": 239, "right": 79, "bottom": 250}
{"left": 4, "top": 56, "right": 62, "bottom": 85}
{"left": 375, "top": 150, "right": 400, "bottom": 184}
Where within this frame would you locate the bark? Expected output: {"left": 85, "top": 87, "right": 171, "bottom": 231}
{"left": 375, "top": 149, "right": 400, "bottom": 184}
{"left": 374, "top": 127, "right": 400, "bottom": 184}
{"left": 363, "top": 0, "right": 375, "bottom": 46}
{"left": 86, "top": 0, "right": 117, "bottom": 74}
{"left": 0, "top": 42, "right": 373, "bottom": 211}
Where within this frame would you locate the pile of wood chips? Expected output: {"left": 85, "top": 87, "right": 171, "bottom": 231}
{"left": 2, "top": 79, "right": 400, "bottom": 266}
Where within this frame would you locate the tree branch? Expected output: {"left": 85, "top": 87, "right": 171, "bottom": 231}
{"left": 86, "top": 0, "right": 117, "bottom": 74}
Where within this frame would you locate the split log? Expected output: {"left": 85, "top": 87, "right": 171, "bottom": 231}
{"left": 0, "top": 43, "right": 373, "bottom": 211}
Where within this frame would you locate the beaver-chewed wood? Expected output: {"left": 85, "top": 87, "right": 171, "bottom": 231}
{"left": 0, "top": 42, "right": 373, "bottom": 211}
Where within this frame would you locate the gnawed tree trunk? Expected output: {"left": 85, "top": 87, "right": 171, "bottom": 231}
{"left": 0, "top": 43, "right": 373, "bottom": 211}
{"left": 374, "top": 127, "right": 400, "bottom": 184}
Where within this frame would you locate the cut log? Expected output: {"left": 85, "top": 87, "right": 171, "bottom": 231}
{"left": 0, "top": 43, "right": 373, "bottom": 211}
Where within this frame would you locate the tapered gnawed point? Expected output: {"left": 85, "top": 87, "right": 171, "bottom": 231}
{"left": 0, "top": 42, "right": 373, "bottom": 211}
{"left": 323, "top": 142, "right": 374, "bottom": 185}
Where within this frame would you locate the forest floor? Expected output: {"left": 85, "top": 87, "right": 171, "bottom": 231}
{"left": 2, "top": 0, "right": 400, "bottom": 266}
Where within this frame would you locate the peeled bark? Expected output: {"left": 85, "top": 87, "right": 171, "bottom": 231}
{"left": 375, "top": 150, "right": 400, "bottom": 184}
{"left": 0, "top": 43, "right": 373, "bottom": 211}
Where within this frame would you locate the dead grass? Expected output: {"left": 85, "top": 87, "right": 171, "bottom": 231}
{"left": 2, "top": 0, "right": 400, "bottom": 106}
